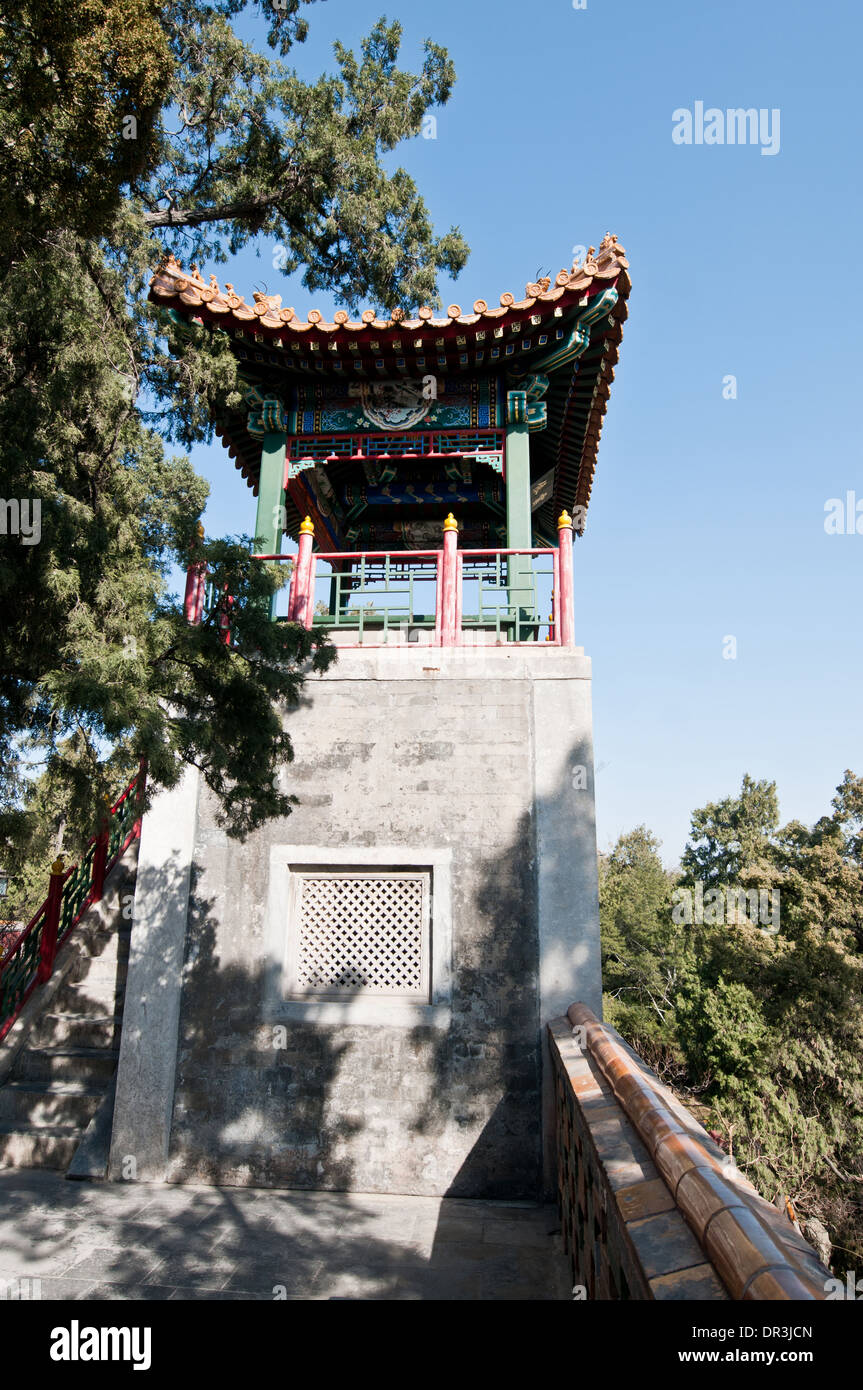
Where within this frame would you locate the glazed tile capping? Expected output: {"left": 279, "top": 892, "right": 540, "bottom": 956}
{"left": 550, "top": 1007, "right": 831, "bottom": 1301}
{"left": 149, "top": 233, "right": 630, "bottom": 336}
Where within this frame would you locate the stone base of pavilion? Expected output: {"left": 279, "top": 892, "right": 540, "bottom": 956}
{"left": 108, "top": 646, "right": 603, "bottom": 1199}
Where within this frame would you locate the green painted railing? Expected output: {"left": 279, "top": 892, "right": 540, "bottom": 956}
{"left": 309, "top": 554, "right": 440, "bottom": 643}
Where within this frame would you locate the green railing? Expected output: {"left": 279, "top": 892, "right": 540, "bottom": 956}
{"left": 281, "top": 549, "right": 556, "bottom": 645}
{"left": 308, "top": 554, "right": 440, "bottom": 643}
{"left": 460, "top": 553, "right": 550, "bottom": 643}
{"left": 0, "top": 904, "right": 47, "bottom": 1043}
{"left": 58, "top": 839, "right": 97, "bottom": 943}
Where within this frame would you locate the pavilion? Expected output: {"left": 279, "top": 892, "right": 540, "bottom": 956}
{"left": 149, "top": 233, "right": 630, "bottom": 559}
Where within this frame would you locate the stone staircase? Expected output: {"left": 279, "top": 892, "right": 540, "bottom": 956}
{"left": 0, "top": 851, "right": 135, "bottom": 1172}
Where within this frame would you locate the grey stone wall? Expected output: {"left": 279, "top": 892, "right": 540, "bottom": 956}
{"left": 114, "top": 647, "right": 602, "bottom": 1197}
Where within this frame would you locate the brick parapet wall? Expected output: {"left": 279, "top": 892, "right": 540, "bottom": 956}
{"left": 549, "top": 1008, "right": 831, "bottom": 1300}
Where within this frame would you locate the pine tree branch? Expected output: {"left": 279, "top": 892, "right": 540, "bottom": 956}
{"left": 142, "top": 191, "right": 292, "bottom": 228}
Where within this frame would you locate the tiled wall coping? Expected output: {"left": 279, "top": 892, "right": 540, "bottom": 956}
{"left": 551, "top": 1005, "right": 831, "bottom": 1300}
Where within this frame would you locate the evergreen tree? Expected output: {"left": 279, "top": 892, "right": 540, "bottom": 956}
{"left": 600, "top": 827, "right": 684, "bottom": 1076}
{"left": 601, "top": 774, "right": 863, "bottom": 1270}
{"left": 0, "top": 2, "right": 468, "bottom": 858}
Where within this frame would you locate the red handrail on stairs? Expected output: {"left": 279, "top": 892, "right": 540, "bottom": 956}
{"left": 0, "top": 762, "right": 147, "bottom": 1043}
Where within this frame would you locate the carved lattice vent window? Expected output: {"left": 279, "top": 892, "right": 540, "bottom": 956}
{"left": 286, "top": 869, "right": 431, "bottom": 1000}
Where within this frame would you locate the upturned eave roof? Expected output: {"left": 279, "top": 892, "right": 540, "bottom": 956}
{"left": 149, "top": 234, "right": 631, "bottom": 541}
{"left": 150, "top": 234, "right": 629, "bottom": 342}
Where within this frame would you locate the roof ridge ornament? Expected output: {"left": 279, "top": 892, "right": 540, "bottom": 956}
{"left": 150, "top": 235, "right": 628, "bottom": 334}
{"left": 253, "top": 290, "right": 283, "bottom": 311}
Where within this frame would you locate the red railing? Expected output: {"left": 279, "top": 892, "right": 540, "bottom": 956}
{"left": 236, "top": 512, "right": 577, "bottom": 648}
{"left": 0, "top": 762, "right": 146, "bottom": 1043}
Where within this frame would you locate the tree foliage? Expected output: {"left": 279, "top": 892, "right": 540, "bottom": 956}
{"left": 600, "top": 827, "right": 682, "bottom": 1071}
{"left": 680, "top": 773, "right": 779, "bottom": 888}
{"left": 0, "top": 2, "right": 467, "bottom": 879}
{"left": 601, "top": 773, "right": 863, "bottom": 1271}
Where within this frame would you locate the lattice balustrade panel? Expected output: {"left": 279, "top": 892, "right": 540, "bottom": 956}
{"left": 289, "top": 431, "right": 503, "bottom": 462}
{"left": 290, "top": 872, "right": 429, "bottom": 997}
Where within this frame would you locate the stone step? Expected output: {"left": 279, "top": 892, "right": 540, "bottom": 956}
{"left": 13, "top": 1047, "right": 120, "bottom": 1084}
{"left": 30, "top": 1014, "right": 122, "bottom": 1049}
{"left": 72, "top": 913, "right": 130, "bottom": 946}
{"left": 70, "top": 954, "right": 128, "bottom": 987}
{"left": 0, "top": 1122, "right": 81, "bottom": 1170}
{"left": 0, "top": 852, "right": 135, "bottom": 1172}
{"left": 0, "top": 1081, "right": 106, "bottom": 1127}
{"left": 71, "top": 933, "right": 130, "bottom": 969}
{"left": 79, "top": 932, "right": 131, "bottom": 966}
{"left": 79, "top": 912, "right": 132, "bottom": 938}
{"left": 0, "top": 857, "right": 134, "bottom": 1172}
{"left": 53, "top": 980, "right": 124, "bottom": 1017}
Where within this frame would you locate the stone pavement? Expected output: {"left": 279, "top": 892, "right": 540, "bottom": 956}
{"left": 0, "top": 1169, "right": 571, "bottom": 1300}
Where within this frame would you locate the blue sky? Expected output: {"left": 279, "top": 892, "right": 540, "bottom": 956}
{"left": 186, "top": 0, "right": 862, "bottom": 865}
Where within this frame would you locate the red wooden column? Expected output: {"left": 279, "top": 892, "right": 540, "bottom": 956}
{"left": 289, "top": 516, "right": 315, "bottom": 630}
{"left": 90, "top": 794, "right": 112, "bottom": 904}
{"left": 37, "top": 857, "right": 65, "bottom": 983}
{"left": 218, "top": 590, "right": 234, "bottom": 646}
{"left": 183, "top": 522, "right": 206, "bottom": 625}
{"left": 557, "top": 510, "right": 575, "bottom": 647}
{"left": 439, "top": 513, "right": 459, "bottom": 646}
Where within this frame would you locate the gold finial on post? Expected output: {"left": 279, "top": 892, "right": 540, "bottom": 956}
{"left": 299, "top": 516, "right": 315, "bottom": 536}
{"left": 558, "top": 510, "right": 573, "bottom": 530}
{"left": 443, "top": 513, "right": 458, "bottom": 533}
{"left": 50, "top": 856, "right": 65, "bottom": 876}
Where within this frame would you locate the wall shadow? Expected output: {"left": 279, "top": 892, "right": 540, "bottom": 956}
{"left": 0, "top": 715, "right": 595, "bottom": 1300}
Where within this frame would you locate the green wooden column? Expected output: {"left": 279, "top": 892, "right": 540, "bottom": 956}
{"left": 505, "top": 415, "right": 534, "bottom": 639}
{"left": 254, "top": 429, "right": 287, "bottom": 620}
{"left": 254, "top": 430, "right": 287, "bottom": 555}
{"left": 505, "top": 419, "right": 532, "bottom": 550}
